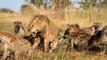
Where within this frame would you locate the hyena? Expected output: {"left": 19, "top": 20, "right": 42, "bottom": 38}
{"left": 0, "top": 30, "right": 33, "bottom": 60}
{"left": 14, "top": 21, "right": 26, "bottom": 37}
{"left": 63, "top": 24, "right": 80, "bottom": 39}
{"left": 97, "top": 25, "right": 107, "bottom": 52}
{"left": 86, "top": 22, "right": 103, "bottom": 52}
{"left": 67, "top": 32, "right": 92, "bottom": 51}
{"left": 63, "top": 24, "right": 91, "bottom": 51}
{"left": 63, "top": 22, "right": 103, "bottom": 51}
{"left": 28, "top": 15, "right": 59, "bottom": 53}
{"left": 93, "top": 22, "right": 103, "bottom": 33}
{"left": 87, "top": 22, "right": 103, "bottom": 47}
{"left": 81, "top": 22, "right": 102, "bottom": 36}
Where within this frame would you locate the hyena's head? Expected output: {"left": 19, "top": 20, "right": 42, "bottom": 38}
{"left": 63, "top": 24, "right": 80, "bottom": 39}
{"left": 14, "top": 21, "right": 23, "bottom": 34}
{"left": 93, "top": 22, "right": 103, "bottom": 32}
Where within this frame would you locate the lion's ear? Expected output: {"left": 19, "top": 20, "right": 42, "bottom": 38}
{"left": 67, "top": 24, "right": 70, "bottom": 26}
{"left": 93, "top": 22, "right": 96, "bottom": 25}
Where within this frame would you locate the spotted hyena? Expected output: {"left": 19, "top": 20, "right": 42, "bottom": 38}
{"left": 0, "top": 30, "right": 33, "bottom": 60}
{"left": 63, "top": 24, "right": 80, "bottom": 39}
{"left": 63, "top": 24, "right": 91, "bottom": 51}
{"left": 97, "top": 25, "right": 107, "bottom": 52}
{"left": 14, "top": 21, "right": 26, "bottom": 37}
{"left": 87, "top": 22, "right": 103, "bottom": 47}
{"left": 93, "top": 22, "right": 103, "bottom": 33}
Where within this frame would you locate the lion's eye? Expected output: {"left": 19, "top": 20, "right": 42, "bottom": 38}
{"left": 31, "top": 25, "right": 34, "bottom": 27}
{"left": 69, "top": 29, "right": 71, "bottom": 30}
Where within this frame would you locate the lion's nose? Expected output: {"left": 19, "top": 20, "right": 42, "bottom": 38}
{"left": 28, "top": 29, "right": 30, "bottom": 32}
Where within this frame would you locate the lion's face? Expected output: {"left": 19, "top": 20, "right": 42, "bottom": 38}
{"left": 28, "top": 18, "right": 45, "bottom": 35}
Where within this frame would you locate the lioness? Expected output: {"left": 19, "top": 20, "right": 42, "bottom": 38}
{"left": 28, "top": 15, "right": 59, "bottom": 52}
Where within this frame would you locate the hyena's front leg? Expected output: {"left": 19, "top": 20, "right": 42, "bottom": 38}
{"left": 3, "top": 44, "right": 11, "bottom": 60}
{"left": 32, "top": 37, "right": 40, "bottom": 50}
{"left": 71, "top": 39, "right": 74, "bottom": 50}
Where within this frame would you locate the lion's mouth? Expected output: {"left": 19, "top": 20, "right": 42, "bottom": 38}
{"left": 30, "top": 30, "right": 42, "bottom": 37}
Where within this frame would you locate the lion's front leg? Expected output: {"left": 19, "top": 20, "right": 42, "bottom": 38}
{"left": 49, "top": 40, "right": 58, "bottom": 53}
{"left": 44, "top": 38, "right": 49, "bottom": 52}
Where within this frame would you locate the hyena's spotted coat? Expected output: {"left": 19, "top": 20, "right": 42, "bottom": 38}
{"left": 0, "top": 30, "right": 33, "bottom": 60}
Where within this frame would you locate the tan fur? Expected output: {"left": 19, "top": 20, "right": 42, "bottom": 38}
{"left": 82, "top": 26, "right": 95, "bottom": 35}
{"left": 64, "top": 24, "right": 92, "bottom": 50}
{"left": 0, "top": 30, "right": 33, "bottom": 60}
{"left": 32, "top": 37, "right": 41, "bottom": 50}
{"left": 67, "top": 24, "right": 86, "bottom": 34}
{"left": 98, "top": 25, "right": 107, "bottom": 51}
{"left": 14, "top": 21, "right": 41, "bottom": 51}
{"left": 81, "top": 22, "right": 103, "bottom": 35}
{"left": 28, "top": 15, "right": 59, "bottom": 52}
{"left": 67, "top": 32, "right": 91, "bottom": 50}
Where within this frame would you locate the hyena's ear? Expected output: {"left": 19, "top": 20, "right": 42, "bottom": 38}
{"left": 19, "top": 21, "right": 22, "bottom": 25}
{"left": 19, "top": 21, "right": 22, "bottom": 23}
{"left": 14, "top": 22, "right": 17, "bottom": 27}
{"left": 14, "top": 22, "right": 16, "bottom": 25}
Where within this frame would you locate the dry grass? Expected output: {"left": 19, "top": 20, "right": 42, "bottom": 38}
{"left": 0, "top": 7, "right": 107, "bottom": 60}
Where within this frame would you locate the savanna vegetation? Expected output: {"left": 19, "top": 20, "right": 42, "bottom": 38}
{"left": 0, "top": 0, "right": 107, "bottom": 60}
